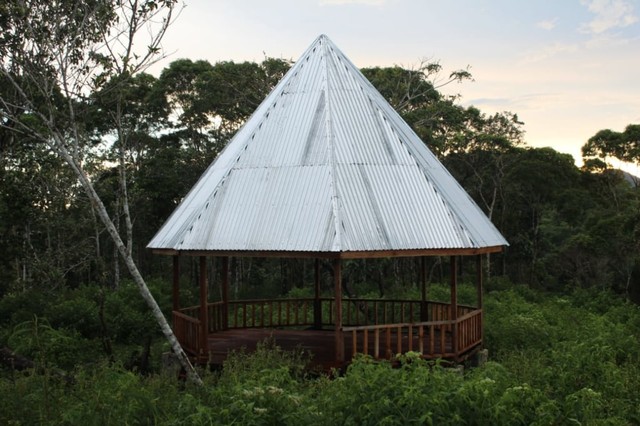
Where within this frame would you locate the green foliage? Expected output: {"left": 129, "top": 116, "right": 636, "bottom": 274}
{"left": 582, "top": 124, "right": 640, "bottom": 166}
{"left": 486, "top": 287, "right": 640, "bottom": 423}
{"left": 1, "top": 287, "right": 639, "bottom": 425}
{"left": 45, "top": 295, "right": 102, "bottom": 338}
{"left": 7, "top": 316, "right": 100, "bottom": 370}
{"left": 219, "top": 338, "right": 310, "bottom": 386}
{"left": 102, "top": 282, "right": 160, "bottom": 343}
{"left": 0, "top": 289, "right": 51, "bottom": 326}
{"left": 4, "top": 44, "right": 640, "bottom": 300}
{"left": 0, "top": 280, "right": 175, "bottom": 371}
{"left": 59, "top": 365, "right": 164, "bottom": 425}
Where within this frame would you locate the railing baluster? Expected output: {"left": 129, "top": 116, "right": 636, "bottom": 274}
{"left": 242, "top": 302, "right": 247, "bottom": 328}
{"left": 374, "top": 329, "right": 380, "bottom": 358}
{"left": 386, "top": 327, "right": 391, "bottom": 359}
{"left": 252, "top": 303, "right": 256, "bottom": 327}
{"left": 363, "top": 329, "right": 368, "bottom": 355}
{"left": 352, "top": 331, "right": 357, "bottom": 357}
{"left": 295, "top": 300, "right": 299, "bottom": 325}
{"left": 396, "top": 326, "right": 402, "bottom": 354}
{"left": 408, "top": 325, "right": 413, "bottom": 352}
{"left": 429, "top": 324, "right": 435, "bottom": 355}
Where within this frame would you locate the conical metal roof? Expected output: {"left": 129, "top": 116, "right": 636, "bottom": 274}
{"left": 148, "top": 35, "right": 507, "bottom": 257}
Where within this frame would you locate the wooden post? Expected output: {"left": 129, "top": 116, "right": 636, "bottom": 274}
{"left": 476, "top": 255, "right": 483, "bottom": 310}
{"left": 334, "top": 258, "right": 344, "bottom": 363}
{"left": 172, "top": 255, "right": 180, "bottom": 312}
{"left": 199, "top": 256, "right": 208, "bottom": 357}
{"left": 222, "top": 257, "right": 230, "bottom": 330}
{"left": 420, "top": 257, "right": 427, "bottom": 321}
{"left": 476, "top": 254, "right": 483, "bottom": 345}
{"left": 450, "top": 256, "right": 458, "bottom": 358}
{"left": 314, "top": 259, "right": 322, "bottom": 329}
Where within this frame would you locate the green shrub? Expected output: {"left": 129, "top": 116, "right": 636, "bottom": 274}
{"left": 7, "top": 316, "right": 101, "bottom": 369}
{"left": 45, "top": 296, "right": 101, "bottom": 338}
{"left": 1, "top": 284, "right": 639, "bottom": 425}
{"left": 0, "top": 289, "right": 50, "bottom": 325}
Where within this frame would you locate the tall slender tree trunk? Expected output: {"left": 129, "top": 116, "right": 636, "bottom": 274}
{"left": 116, "top": 110, "right": 134, "bottom": 259}
{"left": 113, "top": 197, "right": 121, "bottom": 289}
{"left": 0, "top": 0, "right": 198, "bottom": 383}
{"left": 52, "top": 133, "right": 202, "bottom": 385}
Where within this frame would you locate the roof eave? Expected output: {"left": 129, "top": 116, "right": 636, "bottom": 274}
{"left": 150, "top": 245, "right": 506, "bottom": 259}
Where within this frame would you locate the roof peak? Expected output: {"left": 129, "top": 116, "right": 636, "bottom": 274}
{"left": 148, "top": 36, "right": 507, "bottom": 254}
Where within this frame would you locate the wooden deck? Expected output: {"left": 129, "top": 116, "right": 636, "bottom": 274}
{"left": 204, "top": 327, "right": 467, "bottom": 370}
{"left": 207, "top": 328, "right": 344, "bottom": 369}
{"left": 174, "top": 298, "right": 484, "bottom": 370}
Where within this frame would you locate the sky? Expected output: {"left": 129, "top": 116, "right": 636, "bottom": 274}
{"left": 152, "top": 0, "right": 640, "bottom": 167}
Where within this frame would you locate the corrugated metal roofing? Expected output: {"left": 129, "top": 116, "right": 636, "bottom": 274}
{"left": 148, "top": 34, "right": 508, "bottom": 254}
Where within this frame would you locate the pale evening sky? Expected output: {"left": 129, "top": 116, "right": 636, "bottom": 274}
{"left": 153, "top": 0, "right": 640, "bottom": 167}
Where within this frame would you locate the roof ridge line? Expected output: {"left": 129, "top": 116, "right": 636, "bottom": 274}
{"left": 323, "top": 36, "right": 343, "bottom": 252}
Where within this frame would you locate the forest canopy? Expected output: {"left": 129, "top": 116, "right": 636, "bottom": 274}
{"left": 2, "top": 53, "right": 640, "bottom": 301}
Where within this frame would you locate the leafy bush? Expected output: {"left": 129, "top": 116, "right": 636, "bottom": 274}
{"left": 45, "top": 296, "right": 101, "bottom": 338}
{"left": 0, "top": 289, "right": 51, "bottom": 326}
{"left": 1, "top": 285, "right": 639, "bottom": 424}
{"left": 7, "top": 317, "right": 101, "bottom": 370}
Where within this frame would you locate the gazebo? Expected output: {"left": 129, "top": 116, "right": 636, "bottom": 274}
{"left": 148, "top": 35, "right": 507, "bottom": 369}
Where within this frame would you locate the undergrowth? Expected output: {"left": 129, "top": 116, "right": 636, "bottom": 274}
{"left": 1, "top": 285, "right": 639, "bottom": 425}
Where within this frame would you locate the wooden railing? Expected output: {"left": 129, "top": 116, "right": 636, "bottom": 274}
{"left": 343, "top": 308, "right": 482, "bottom": 360}
{"left": 175, "top": 298, "right": 482, "bottom": 359}
{"left": 341, "top": 298, "right": 422, "bottom": 326}
{"left": 343, "top": 321, "right": 446, "bottom": 359}
{"left": 456, "top": 309, "right": 483, "bottom": 353}
{"left": 207, "top": 301, "right": 226, "bottom": 332}
{"left": 226, "top": 298, "right": 318, "bottom": 329}
{"left": 172, "top": 310, "right": 201, "bottom": 355}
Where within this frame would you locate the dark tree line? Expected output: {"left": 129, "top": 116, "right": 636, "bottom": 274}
{"left": 2, "top": 55, "right": 639, "bottom": 302}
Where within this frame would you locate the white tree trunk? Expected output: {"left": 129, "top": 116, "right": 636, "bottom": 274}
{"left": 1, "top": 0, "right": 201, "bottom": 384}
{"left": 53, "top": 133, "right": 202, "bottom": 385}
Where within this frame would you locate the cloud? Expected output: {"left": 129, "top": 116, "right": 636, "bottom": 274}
{"left": 518, "top": 42, "right": 579, "bottom": 64}
{"left": 537, "top": 18, "right": 558, "bottom": 30}
{"left": 470, "top": 93, "right": 568, "bottom": 112}
{"left": 580, "top": 0, "right": 638, "bottom": 34}
{"left": 584, "top": 31, "right": 634, "bottom": 48}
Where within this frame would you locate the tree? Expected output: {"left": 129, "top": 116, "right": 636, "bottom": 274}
{"left": 500, "top": 147, "right": 582, "bottom": 287}
{"left": 361, "top": 62, "right": 473, "bottom": 156}
{"left": 442, "top": 110, "right": 524, "bottom": 277}
{"left": 582, "top": 124, "right": 640, "bottom": 176}
{"left": 89, "top": 72, "right": 168, "bottom": 286}
{"left": 153, "top": 57, "right": 291, "bottom": 170}
{"left": 0, "top": 133, "right": 97, "bottom": 292}
{"left": 0, "top": 0, "right": 201, "bottom": 384}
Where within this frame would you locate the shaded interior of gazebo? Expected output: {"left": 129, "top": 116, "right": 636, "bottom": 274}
{"left": 156, "top": 247, "right": 502, "bottom": 370}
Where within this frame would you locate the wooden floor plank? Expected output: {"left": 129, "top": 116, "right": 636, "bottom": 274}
{"left": 203, "top": 328, "right": 465, "bottom": 370}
